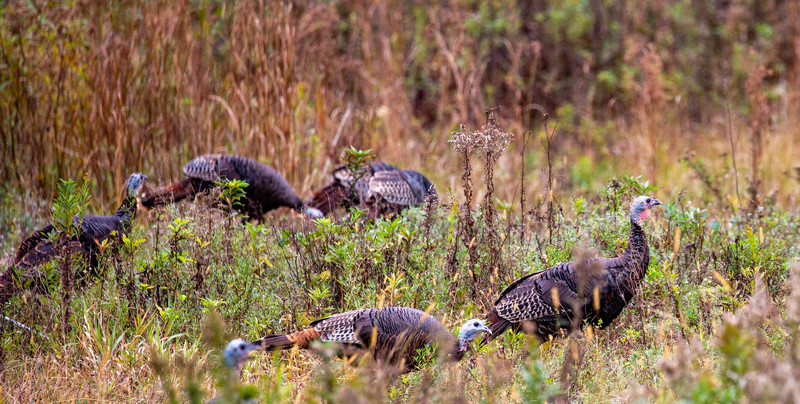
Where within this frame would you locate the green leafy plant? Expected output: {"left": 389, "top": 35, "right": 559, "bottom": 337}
{"left": 217, "top": 179, "right": 249, "bottom": 211}
{"left": 50, "top": 176, "right": 91, "bottom": 336}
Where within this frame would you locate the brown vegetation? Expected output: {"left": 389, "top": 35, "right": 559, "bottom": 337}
{"left": 2, "top": 0, "right": 798, "bottom": 210}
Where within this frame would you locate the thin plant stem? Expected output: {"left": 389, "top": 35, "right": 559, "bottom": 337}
{"left": 724, "top": 79, "right": 742, "bottom": 210}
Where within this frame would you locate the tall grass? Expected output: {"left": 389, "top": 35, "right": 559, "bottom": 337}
{"left": 2, "top": 0, "right": 798, "bottom": 211}
{"left": 0, "top": 177, "right": 798, "bottom": 402}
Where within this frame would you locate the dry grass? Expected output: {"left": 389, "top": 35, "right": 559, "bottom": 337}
{"left": 2, "top": 0, "right": 798, "bottom": 211}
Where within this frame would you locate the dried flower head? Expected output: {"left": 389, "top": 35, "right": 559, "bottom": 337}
{"left": 449, "top": 124, "right": 475, "bottom": 155}
{"left": 449, "top": 109, "right": 513, "bottom": 160}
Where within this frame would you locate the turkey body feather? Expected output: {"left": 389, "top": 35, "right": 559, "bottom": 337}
{"left": 251, "top": 307, "right": 489, "bottom": 372}
{"left": 486, "top": 196, "right": 661, "bottom": 342}
{"left": 141, "top": 154, "right": 320, "bottom": 219}
{"left": 307, "top": 162, "right": 436, "bottom": 218}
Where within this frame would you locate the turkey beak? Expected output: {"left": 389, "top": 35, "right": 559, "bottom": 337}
{"left": 239, "top": 343, "right": 261, "bottom": 366}
{"left": 653, "top": 199, "right": 662, "bottom": 206}
{"left": 480, "top": 325, "right": 492, "bottom": 335}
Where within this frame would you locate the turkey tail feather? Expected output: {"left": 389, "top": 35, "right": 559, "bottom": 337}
{"left": 14, "top": 225, "right": 56, "bottom": 269}
{"left": 253, "top": 328, "right": 320, "bottom": 351}
{"left": 484, "top": 309, "right": 512, "bottom": 344}
{"left": 307, "top": 183, "right": 347, "bottom": 215}
{"left": 140, "top": 178, "right": 194, "bottom": 208}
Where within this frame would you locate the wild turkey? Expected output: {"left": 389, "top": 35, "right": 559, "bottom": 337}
{"left": 250, "top": 307, "right": 489, "bottom": 372}
{"left": 0, "top": 271, "right": 18, "bottom": 305}
{"left": 485, "top": 195, "right": 662, "bottom": 342}
{"left": 212, "top": 339, "right": 260, "bottom": 404}
{"left": 140, "top": 154, "right": 322, "bottom": 220}
{"left": 307, "top": 161, "right": 436, "bottom": 218}
{"left": 224, "top": 338, "right": 259, "bottom": 373}
{"left": 13, "top": 173, "right": 147, "bottom": 274}
{"left": 305, "top": 161, "right": 395, "bottom": 215}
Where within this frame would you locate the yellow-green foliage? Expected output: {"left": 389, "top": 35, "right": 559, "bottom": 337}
{"left": 1, "top": 175, "right": 798, "bottom": 402}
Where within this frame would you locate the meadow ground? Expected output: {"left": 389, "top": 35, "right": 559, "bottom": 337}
{"left": 1, "top": 152, "right": 799, "bottom": 402}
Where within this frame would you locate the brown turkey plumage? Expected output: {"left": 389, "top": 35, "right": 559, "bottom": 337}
{"left": 485, "top": 195, "right": 662, "bottom": 342}
{"left": 247, "top": 306, "right": 489, "bottom": 372}
{"left": 306, "top": 161, "right": 436, "bottom": 218}
{"left": 140, "top": 154, "right": 322, "bottom": 220}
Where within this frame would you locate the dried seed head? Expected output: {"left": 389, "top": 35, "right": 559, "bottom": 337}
{"left": 449, "top": 109, "right": 513, "bottom": 161}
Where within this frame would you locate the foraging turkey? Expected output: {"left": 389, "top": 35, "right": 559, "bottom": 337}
{"left": 305, "top": 161, "right": 395, "bottom": 214}
{"left": 485, "top": 195, "right": 662, "bottom": 342}
{"left": 140, "top": 154, "right": 322, "bottom": 220}
{"left": 306, "top": 161, "right": 436, "bottom": 218}
{"left": 224, "top": 339, "right": 259, "bottom": 373}
{"left": 13, "top": 173, "right": 147, "bottom": 274}
{"left": 209, "top": 339, "right": 260, "bottom": 404}
{"left": 250, "top": 307, "right": 489, "bottom": 372}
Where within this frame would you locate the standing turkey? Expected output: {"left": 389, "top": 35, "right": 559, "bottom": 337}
{"left": 306, "top": 161, "right": 436, "bottom": 218}
{"left": 485, "top": 195, "right": 662, "bottom": 342}
{"left": 140, "top": 154, "right": 322, "bottom": 220}
{"left": 250, "top": 307, "right": 489, "bottom": 372}
{"left": 13, "top": 173, "right": 147, "bottom": 276}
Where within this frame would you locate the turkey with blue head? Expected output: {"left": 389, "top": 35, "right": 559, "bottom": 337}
{"left": 246, "top": 307, "right": 489, "bottom": 373}
{"left": 140, "top": 154, "right": 322, "bottom": 220}
{"left": 485, "top": 195, "right": 662, "bottom": 342}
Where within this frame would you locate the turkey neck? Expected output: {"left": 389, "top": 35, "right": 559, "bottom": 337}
{"left": 113, "top": 192, "right": 138, "bottom": 227}
{"left": 452, "top": 344, "right": 467, "bottom": 362}
{"left": 616, "top": 219, "right": 650, "bottom": 299}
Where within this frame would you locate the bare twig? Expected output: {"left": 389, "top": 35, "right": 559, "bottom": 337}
{"left": 723, "top": 79, "right": 742, "bottom": 209}
{"left": 520, "top": 128, "right": 531, "bottom": 240}
{"left": 1, "top": 314, "right": 47, "bottom": 339}
{"left": 541, "top": 114, "right": 558, "bottom": 245}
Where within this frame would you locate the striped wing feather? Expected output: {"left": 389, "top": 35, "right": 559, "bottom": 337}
{"left": 183, "top": 155, "right": 225, "bottom": 182}
{"left": 311, "top": 309, "right": 364, "bottom": 344}
{"left": 254, "top": 307, "right": 454, "bottom": 370}
{"left": 368, "top": 171, "right": 419, "bottom": 206}
{"left": 14, "top": 225, "right": 57, "bottom": 269}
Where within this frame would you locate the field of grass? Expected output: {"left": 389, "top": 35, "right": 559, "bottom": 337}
{"left": 2, "top": 0, "right": 800, "bottom": 403}
{"left": 1, "top": 170, "right": 799, "bottom": 402}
